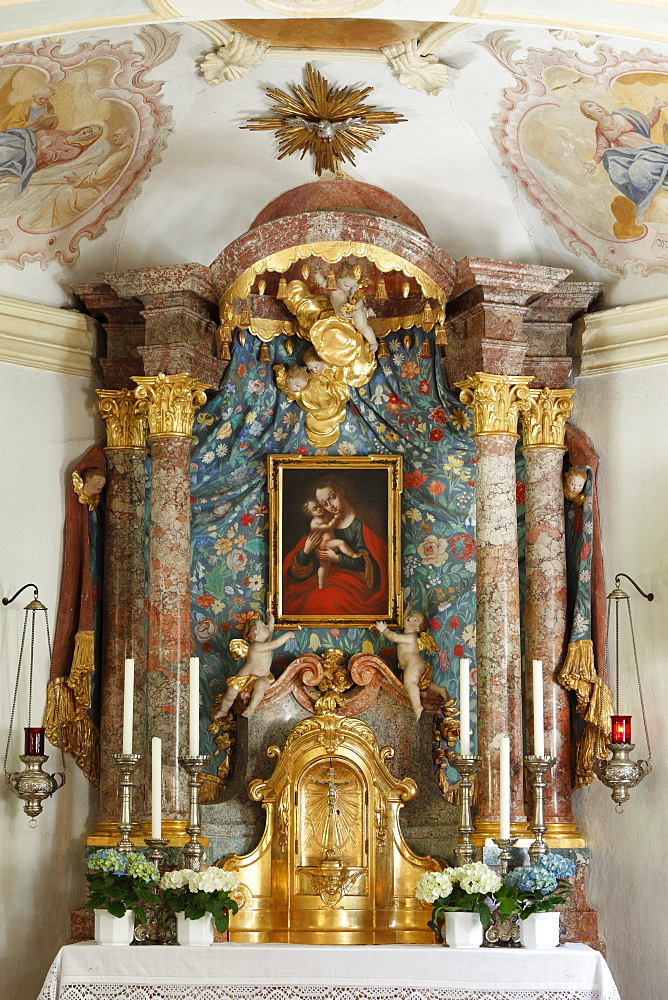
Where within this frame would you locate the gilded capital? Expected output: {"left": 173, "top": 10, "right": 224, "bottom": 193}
{"left": 521, "top": 387, "right": 575, "bottom": 449}
{"left": 455, "top": 372, "right": 533, "bottom": 437}
{"left": 132, "top": 373, "right": 210, "bottom": 439}
{"left": 96, "top": 389, "right": 148, "bottom": 450}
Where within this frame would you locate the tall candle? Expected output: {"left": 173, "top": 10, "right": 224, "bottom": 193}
{"left": 122, "top": 658, "right": 134, "bottom": 755}
{"left": 189, "top": 657, "right": 200, "bottom": 757}
{"left": 499, "top": 735, "right": 511, "bottom": 839}
{"left": 151, "top": 736, "right": 162, "bottom": 840}
{"left": 532, "top": 659, "right": 545, "bottom": 758}
{"left": 459, "top": 658, "right": 471, "bottom": 755}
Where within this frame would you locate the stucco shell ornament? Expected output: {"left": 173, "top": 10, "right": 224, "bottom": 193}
{"left": 0, "top": 26, "right": 176, "bottom": 268}
{"left": 485, "top": 30, "right": 668, "bottom": 275}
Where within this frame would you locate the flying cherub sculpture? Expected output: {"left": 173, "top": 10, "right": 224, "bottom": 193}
{"left": 214, "top": 613, "right": 295, "bottom": 719}
{"left": 376, "top": 611, "right": 447, "bottom": 721}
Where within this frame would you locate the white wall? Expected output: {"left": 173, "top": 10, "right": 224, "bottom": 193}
{"left": 571, "top": 362, "right": 668, "bottom": 1000}
{"left": 0, "top": 360, "right": 100, "bottom": 1000}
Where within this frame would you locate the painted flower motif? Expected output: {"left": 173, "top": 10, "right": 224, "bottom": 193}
{"left": 429, "top": 407, "right": 448, "bottom": 425}
{"left": 417, "top": 534, "right": 449, "bottom": 567}
{"left": 197, "top": 412, "right": 215, "bottom": 426}
{"left": 401, "top": 360, "right": 420, "bottom": 379}
{"left": 237, "top": 610, "right": 259, "bottom": 627}
{"left": 580, "top": 542, "right": 591, "bottom": 561}
{"left": 216, "top": 421, "right": 233, "bottom": 440}
{"left": 226, "top": 549, "right": 248, "bottom": 573}
{"left": 451, "top": 408, "right": 471, "bottom": 431}
{"left": 250, "top": 504, "right": 268, "bottom": 517}
{"left": 213, "top": 501, "right": 232, "bottom": 517}
{"left": 202, "top": 451, "right": 215, "bottom": 465}
{"left": 461, "top": 624, "right": 476, "bottom": 648}
{"left": 214, "top": 538, "right": 233, "bottom": 555}
{"left": 449, "top": 616, "right": 459, "bottom": 629}
{"left": 404, "top": 470, "right": 427, "bottom": 489}
{"left": 405, "top": 508, "right": 422, "bottom": 521}
{"left": 449, "top": 533, "right": 476, "bottom": 561}
{"left": 430, "top": 617, "right": 441, "bottom": 631}
{"left": 195, "top": 617, "right": 218, "bottom": 641}
{"left": 429, "top": 428, "right": 444, "bottom": 442}
{"left": 297, "top": 445, "right": 309, "bottom": 455}
{"left": 195, "top": 594, "right": 215, "bottom": 609}
{"left": 339, "top": 442, "right": 355, "bottom": 454}
{"left": 454, "top": 644, "right": 463, "bottom": 657}
{"left": 516, "top": 480, "right": 526, "bottom": 505}
{"left": 211, "top": 599, "right": 224, "bottom": 614}
{"left": 428, "top": 480, "right": 445, "bottom": 496}
{"left": 240, "top": 513, "right": 255, "bottom": 526}
{"left": 247, "top": 574, "right": 263, "bottom": 591}
{"left": 443, "top": 455, "right": 464, "bottom": 474}
{"left": 247, "top": 379, "right": 264, "bottom": 394}
{"left": 418, "top": 380, "right": 430, "bottom": 394}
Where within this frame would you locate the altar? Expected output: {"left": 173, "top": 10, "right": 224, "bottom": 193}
{"left": 38, "top": 943, "right": 621, "bottom": 1000}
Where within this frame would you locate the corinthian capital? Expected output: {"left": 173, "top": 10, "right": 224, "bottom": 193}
{"left": 521, "top": 387, "right": 575, "bottom": 449}
{"left": 132, "top": 373, "right": 210, "bottom": 439}
{"left": 96, "top": 389, "right": 148, "bottom": 450}
{"left": 455, "top": 372, "right": 533, "bottom": 437}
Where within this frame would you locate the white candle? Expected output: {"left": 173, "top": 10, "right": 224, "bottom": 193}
{"left": 151, "top": 736, "right": 162, "bottom": 840}
{"left": 459, "top": 658, "right": 471, "bottom": 755}
{"left": 499, "top": 735, "right": 511, "bottom": 839}
{"left": 122, "top": 658, "right": 134, "bottom": 755}
{"left": 532, "top": 659, "right": 545, "bottom": 758}
{"left": 189, "top": 657, "right": 200, "bottom": 757}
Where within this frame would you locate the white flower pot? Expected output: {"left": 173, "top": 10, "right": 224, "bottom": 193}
{"left": 94, "top": 908, "right": 135, "bottom": 946}
{"left": 176, "top": 912, "right": 214, "bottom": 946}
{"left": 443, "top": 911, "right": 483, "bottom": 949}
{"left": 520, "top": 911, "right": 561, "bottom": 949}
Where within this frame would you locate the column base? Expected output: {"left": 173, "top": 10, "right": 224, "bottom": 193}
{"left": 471, "top": 820, "right": 532, "bottom": 846}
{"left": 544, "top": 821, "right": 586, "bottom": 848}
{"left": 87, "top": 819, "right": 208, "bottom": 847}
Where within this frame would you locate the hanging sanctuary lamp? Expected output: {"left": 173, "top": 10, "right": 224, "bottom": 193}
{"left": 3, "top": 583, "right": 66, "bottom": 824}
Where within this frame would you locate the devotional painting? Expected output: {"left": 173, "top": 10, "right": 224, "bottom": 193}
{"left": 0, "top": 27, "right": 176, "bottom": 267}
{"left": 268, "top": 454, "right": 402, "bottom": 628}
{"left": 485, "top": 31, "right": 668, "bottom": 274}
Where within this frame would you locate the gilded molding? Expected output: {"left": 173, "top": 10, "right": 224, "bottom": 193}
{"left": 521, "top": 387, "right": 575, "bottom": 449}
{"left": 455, "top": 372, "right": 533, "bottom": 437}
{"left": 132, "top": 372, "right": 210, "bottom": 439}
{"left": 96, "top": 389, "right": 149, "bottom": 450}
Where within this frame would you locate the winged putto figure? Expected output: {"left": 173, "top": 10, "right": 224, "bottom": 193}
{"left": 376, "top": 611, "right": 447, "bottom": 721}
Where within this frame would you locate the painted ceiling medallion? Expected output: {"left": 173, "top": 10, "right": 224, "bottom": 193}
{"left": 243, "top": 63, "right": 406, "bottom": 176}
{"left": 245, "top": 0, "right": 382, "bottom": 16}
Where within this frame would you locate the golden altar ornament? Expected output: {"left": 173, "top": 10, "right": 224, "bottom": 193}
{"left": 218, "top": 706, "right": 441, "bottom": 944}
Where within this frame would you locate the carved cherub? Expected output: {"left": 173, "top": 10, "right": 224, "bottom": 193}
{"left": 376, "top": 611, "right": 447, "bottom": 721}
{"left": 214, "top": 613, "right": 295, "bottom": 718}
{"left": 563, "top": 465, "right": 587, "bottom": 507}
{"left": 72, "top": 467, "right": 106, "bottom": 511}
{"left": 314, "top": 263, "right": 378, "bottom": 353}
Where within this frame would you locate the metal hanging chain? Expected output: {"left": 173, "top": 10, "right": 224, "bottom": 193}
{"left": 596, "top": 598, "right": 612, "bottom": 761}
{"left": 625, "top": 596, "right": 652, "bottom": 764}
{"left": 3, "top": 607, "right": 29, "bottom": 778}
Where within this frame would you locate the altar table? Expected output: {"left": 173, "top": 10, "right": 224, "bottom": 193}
{"left": 38, "top": 942, "right": 621, "bottom": 1000}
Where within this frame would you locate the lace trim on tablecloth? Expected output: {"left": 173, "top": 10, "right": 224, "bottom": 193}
{"left": 43, "top": 984, "right": 619, "bottom": 1000}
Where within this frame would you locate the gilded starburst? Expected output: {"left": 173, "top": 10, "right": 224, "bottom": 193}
{"left": 243, "top": 63, "right": 406, "bottom": 176}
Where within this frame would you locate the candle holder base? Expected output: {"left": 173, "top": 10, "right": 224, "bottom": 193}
{"left": 450, "top": 754, "right": 481, "bottom": 865}
{"left": 524, "top": 755, "right": 556, "bottom": 865}
{"left": 178, "top": 755, "right": 211, "bottom": 872}
{"left": 111, "top": 753, "right": 142, "bottom": 855}
{"left": 144, "top": 838, "right": 169, "bottom": 870}
{"left": 491, "top": 837, "right": 518, "bottom": 877}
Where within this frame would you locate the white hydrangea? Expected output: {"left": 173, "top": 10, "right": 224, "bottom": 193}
{"left": 192, "top": 868, "right": 240, "bottom": 894}
{"left": 160, "top": 868, "right": 196, "bottom": 890}
{"left": 415, "top": 869, "right": 453, "bottom": 903}
{"left": 453, "top": 862, "right": 502, "bottom": 895}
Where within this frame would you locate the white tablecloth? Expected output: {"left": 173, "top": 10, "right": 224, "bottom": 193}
{"left": 38, "top": 942, "right": 621, "bottom": 1000}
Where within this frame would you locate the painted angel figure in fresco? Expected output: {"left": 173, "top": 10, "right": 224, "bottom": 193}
{"left": 214, "top": 613, "right": 295, "bottom": 718}
{"left": 376, "top": 611, "right": 446, "bottom": 721}
{"left": 0, "top": 121, "right": 103, "bottom": 196}
{"left": 580, "top": 98, "right": 668, "bottom": 238}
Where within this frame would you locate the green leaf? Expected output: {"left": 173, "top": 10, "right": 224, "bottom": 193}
{"left": 108, "top": 900, "right": 126, "bottom": 919}
{"left": 134, "top": 906, "right": 147, "bottom": 925}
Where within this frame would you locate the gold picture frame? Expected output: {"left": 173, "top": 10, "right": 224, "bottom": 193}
{"left": 267, "top": 454, "right": 403, "bottom": 629}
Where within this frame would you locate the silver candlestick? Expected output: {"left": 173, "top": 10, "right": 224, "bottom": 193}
{"left": 144, "top": 837, "right": 169, "bottom": 869}
{"left": 524, "top": 755, "right": 556, "bottom": 864}
{"left": 450, "top": 754, "right": 481, "bottom": 865}
{"left": 178, "top": 755, "right": 210, "bottom": 871}
{"left": 491, "top": 837, "right": 518, "bottom": 876}
{"left": 111, "top": 753, "right": 142, "bottom": 854}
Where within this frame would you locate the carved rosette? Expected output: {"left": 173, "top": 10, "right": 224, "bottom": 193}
{"left": 96, "top": 389, "right": 149, "bottom": 450}
{"left": 521, "top": 387, "right": 575, "bottom": 450}
{"left": 132, "top": 373, "right": 210, "bottom": 439}
{"left": 456, "top": 373, "right": 533, "bottom": 437}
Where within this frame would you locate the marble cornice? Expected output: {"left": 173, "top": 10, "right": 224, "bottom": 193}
{"left": 0, "top": 294, "right": 98, "bottom": 378}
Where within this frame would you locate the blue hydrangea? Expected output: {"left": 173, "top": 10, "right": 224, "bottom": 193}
{"left": 538, "top": 854, "right": 575, "bottom": 880}
{"left": 504, "top": 865, "right": 558, "bottom": 896}
{"left": 89, "top": 849, "right": 128, "bottom": 877}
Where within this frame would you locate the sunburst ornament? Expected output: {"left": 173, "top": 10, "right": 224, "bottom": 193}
{"left": 243, "top": 63, "right": 406, "bottom": 176}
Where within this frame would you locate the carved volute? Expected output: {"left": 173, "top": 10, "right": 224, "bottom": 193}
{"left": 219, "top": 708, "right": 441, "bottom": 944}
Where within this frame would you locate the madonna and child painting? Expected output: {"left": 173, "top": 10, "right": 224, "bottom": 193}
{"left": 267, "top": 455, "right": 402, "bottom": 628}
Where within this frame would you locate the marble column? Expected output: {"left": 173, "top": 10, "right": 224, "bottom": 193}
{"left": 88, "top": 390, "right": 148, "bottom": 845}
{"left": 133, "top": 373, "right": 208, "bottom": 835}
{"left": 456, "top": 373, "right": 532, "bottom": 838}
{"left": 522, "top": 388, "right": 584, "bottom": 847}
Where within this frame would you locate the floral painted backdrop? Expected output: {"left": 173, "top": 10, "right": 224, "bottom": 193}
{"left": 189, "top": 328, "right": 531, "bottom": 783}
